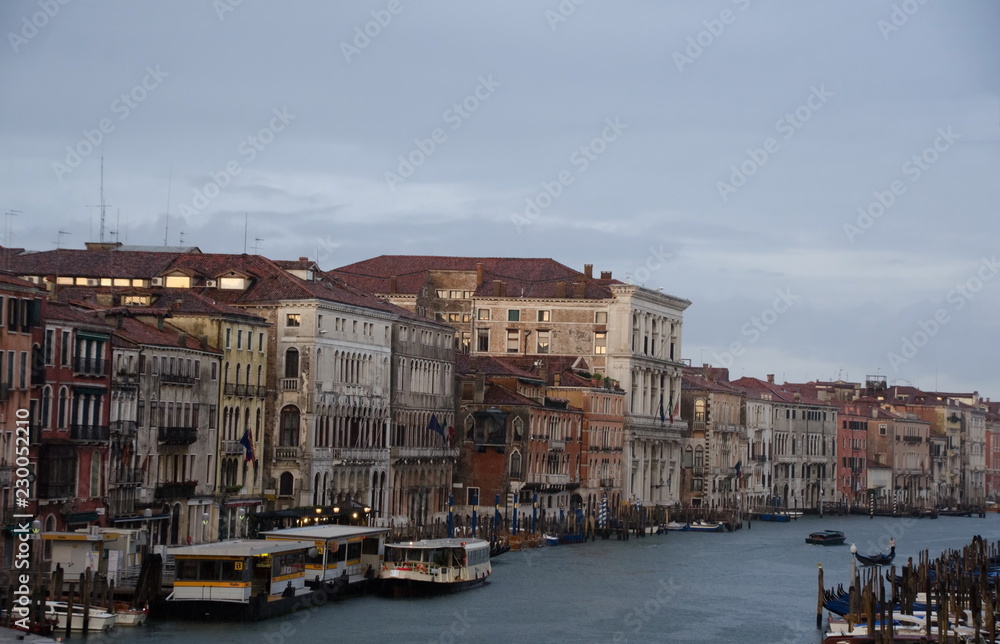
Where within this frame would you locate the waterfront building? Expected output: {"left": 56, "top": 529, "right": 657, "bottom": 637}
{"left": 680, "top": 365, "right": 747, "bottom": 509}
{"left": 985, "top": 401, "right": 1000, "bottom": 500}
{"left": 31, "top": 301, "right": 114, "bottom": 536}
{"left": 332, "top": 256, "right": 691, "bottom": 510}
{"left": 731, "top": 376, "right": 837, "bottom": 512}
{"left": 0, "top": 272, "right": 45, "bottom": 568}
{"left": 741, "top": 385, "right": 775, "bottom": 512}
{"left": 833, "top": 405, "right": 869, "bottom": 508}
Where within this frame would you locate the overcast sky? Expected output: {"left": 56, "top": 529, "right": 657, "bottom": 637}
{"left": 2, "top": 1, "right": 998, "bottom": 397}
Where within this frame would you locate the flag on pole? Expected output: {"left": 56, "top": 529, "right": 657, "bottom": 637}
{"left": 427, "top": 414, "right": 445, "bottom": 439}
{"left": 734, "top": 460, "right": 742, "bottom": 479}
{"left": 658, "top": 394, "right": 665, "bottom": 424}
{"left": 668, "top": 390, "right": 675, "bottom": 424}
{"left": 239, "top": 428, "right": 255, "bottom": 463}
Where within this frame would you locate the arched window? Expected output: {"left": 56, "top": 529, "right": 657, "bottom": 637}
{"left": 57, "top": 387, "right": 70, "bottom": 429}
{"left": 510, "top": 450, "right": 522, "bottom": 478}
{"left": 279, "top": 472, "right": 294, "bottom": 496}
{"left": 513, "top": 417, "right": 524, "bottom": 441}
{"left": 284, "top": 348, "right": 299, "bottom": 378}
{"left": 694, "top": 399, "right": 706, "bottom": 423}
{"left": 40, "top": 386, "right": 52, "bottom": 428}
{"left": 89, "top": 455, "right": 101, "bottom": 497}
{"left": 694, "top": 446, "right": 704, "bottom": 468}
{"left": 280, "top": 406, "right": 300, "bottom": 446}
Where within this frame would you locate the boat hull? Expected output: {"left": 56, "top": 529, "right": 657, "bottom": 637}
{"left": 758, "top": 513, "right": 791, "bottom": 522}
{"left": 379, "top": 576, "right": 489, "bottom": 598}
{"left": 45, "top": 602, "right": 116, "bottom": 632}
{"left": 152, "top": 589, "right": 327, "bottom": 622}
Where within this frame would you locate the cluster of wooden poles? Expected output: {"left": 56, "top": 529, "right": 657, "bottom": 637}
{"left": 817, "top": 535, "right": 1000, "bottom": 643}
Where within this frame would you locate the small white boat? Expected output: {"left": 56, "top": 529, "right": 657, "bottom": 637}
{"left": 688, "top": 521, "right": 725, "bottom": 533}
{"left": 543, "top": 534, "right": 559, "bottom": 546}
{"left": 113, "top": 603, "right": 148, "bottom": 626}
{"left": 666, "top": 521, "right": 689, "bottom": 532}
{"left": 44, "top": 601, "right": 116, "bottom": 632}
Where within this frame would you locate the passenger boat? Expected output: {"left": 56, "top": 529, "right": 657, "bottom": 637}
{"left": 380, "top": 538, "right": 491, "bottom": 597}
{"left": 688, "top": 521, "right": 724, "bottom": 533}
{"left": 854, "top": 547, "right": 895, "bottom": 566}
{"left": 44, "top": 601, "right": 117, "bottom": 632}
{"left": 261, "top": 524, "right": 387, "bottom": 596}
{"left": 666, "top": 521, "right": 689, "bottom": 531}
{"left": 543, "top": 534, "right": 559, "bottom": 546}
{"left": 154, "top": 539, "right": 319, "bottom": 621}
{"left": 806, "top": 530, "right": 846, "bottom": 545}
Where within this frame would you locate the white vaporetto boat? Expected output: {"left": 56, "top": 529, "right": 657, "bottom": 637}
{"left": 44, "top": 601, "right": 117, "bottom": 632}
{"left": 380, "top": 538, "right": 491, "bottom": 597}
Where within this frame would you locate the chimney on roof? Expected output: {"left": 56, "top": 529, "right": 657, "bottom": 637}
{"left": 199, "top": 335, "right": 209, "bottom": 350}
{"left": 299, "top": 256, "right": 308, "bottom": 261}
{"left": 584, "top": 264, "right": 593, "bottom": 279}
{"left": 493, "top": 280, "right": 502, "bottom": 297}
{"left": 389, "top": 276, "right": 397, "bottom": 294}
{"left": 474, "top": 373, "right": 485, "bottom": 404}
{"left": 156, "top": 315, "right": 164, "bottom": 331}
{"left": 178, "top": 332, "right": 188, "bottom": 347}
{"left": 600, "top": 270, "right": 612, "bottom": 280}
{"left": 767, "top": 374, "right": 774, "bottom": 384}
{"left": 555, "top": 281, "right": 567, "bottom": 298}
{"left": 537, "top": 360, "right": 547, "bottom": 384}
{"left": 871, "top": 407, "right": 878, "bottom": 419}
{"left": 553, "top": 372, "right": 560, "bottom": 387}
{"left": 702, "top": 363, "right": 711, "bottom": 380}
{"left": 573, "top": 281, "right": 586, "bottom": 298}
{"left": 793, "top": 392, "right": 800, "bottom": 403}
{"left": 476, "top": 263, "right": 484, "bottom": 288}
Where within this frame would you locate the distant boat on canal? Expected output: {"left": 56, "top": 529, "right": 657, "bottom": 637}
{"left": 806, "top": 530, "right": 846, "bottom": 546}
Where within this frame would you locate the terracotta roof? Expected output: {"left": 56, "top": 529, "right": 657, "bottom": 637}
{"left": 729, "top": 376, "right": 830, "bottom": 406}
{"left": 43, "top": 301, "right": 115, "bottom": 330}
{"left": 0, "top": 270, "right": 43, "bottom": 292}
{"left": 8, "top": 248, "right": 184, "bottom": 279}
{"left": 113, "top": 317, "right": 221, "bottom": 353}
{"left": 682, "top": 371, "right": 744, "bottom": 395}
{"left": 330, "top": 255, "right": 622, "bottom": 300}
{"left": 482, "top": 383, "right": 542, "bottom": 407}
{"left": 456, "top": 354, "right": 542, "bottom": 380}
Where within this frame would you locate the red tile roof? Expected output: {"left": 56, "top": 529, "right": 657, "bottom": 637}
{"left": 482, "top": 384, "right": 543, "bottom": 407}
{"left": 113, "top": 317, "right": 222, "bottom": 353}
{"left": 330, "top": 256, "right": 622, "bottom": 300}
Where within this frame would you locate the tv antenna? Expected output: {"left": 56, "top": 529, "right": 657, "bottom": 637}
{"left": 54, "top": 230, "right": 70, "bottom": 249}
{"left": 4, "top": 209, "right": 20, "bottom": 247}
{"left": 252, "top": 237, "right": 264, "bottom": 254}
{"left": 86, "top": 155, "right": 111, "bottom": 243}
{"left": 164, "top": 167, "right": 172, "bottom": 246}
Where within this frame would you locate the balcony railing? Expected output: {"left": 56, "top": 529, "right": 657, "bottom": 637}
{"left": 112, "top": 371, "right": 139, "bottom": 386}
{"left": 600, "top": 478, "right": 614, "bottom": 488}
{"left": 221, "top": 440, "right": 244, "bottom": 455}
{"left": 545, "top": 473, "right": 569, "bottom": 485}
{"left": 252, "top": 385, "right": 268, "bottom": 398}
{"left": 753, "top": 455, "right": 767, "bottom": 463}
{"left": 155, "top": 481, "right": 197, "bottom": 499}
{"left": 334, "top": 447, "right": 389, "bottom": 463}
{"left": 224, "top": 383, "right": 261, "bottom": 397}
{"left": 110, "top": 419, "right": 138, "bottom": 435}
{"left": 389, "top": 446, "right": 460, "bottom": 460}
{"left": 902, "top": 435, "right": 923, "bottom": 444}
{"left": 73, "top": 357, "right": 107, "bottom": 376}
{"left": 70, "top": 424, "right": 110, "bottom": 442}
{"left": 275, "top": 446, "right": 300, "bottom": 460}
{"left": 549, "top": 439, "right": 566, "bottom": 451}
{"left": 224, "top": 383, "right": 236, "bottom": 396}
{"left": 157, "top": 426, "right": 198, "bottom": 444}
{"left": 160, "top": 373, "right": 195, "bottom": 385}
{"left": 281, "top": 378, "right": 300, "bottom": 391}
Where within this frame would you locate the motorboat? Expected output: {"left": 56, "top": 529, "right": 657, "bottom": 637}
{"left": 44, "top": 601, "right": 116, "bottom": 632}
{"left": 688, "top": 521, "right": 724, "bottom": 533}
{"left": 665, "top": 521, "right": 689, "bottom": 531}
{"left": 806, "top": 530, "right": 846, "bottom": 545}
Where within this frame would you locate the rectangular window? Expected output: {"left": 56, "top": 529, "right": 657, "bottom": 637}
{"left": 595, "top": 311, "right": 608, "bottom": 324}
{"left": 286, "top": 314, "right": 301, "bottom": 327}
{"left": 466, "top": 487, "right": 480, "bottom": 506}
{"left": 61, "top": 331, "right": 70, "bottom": 366}
{"left": 6, "top": 351, "right": 13, "bottom": 387}
{"left": 137, "top": 400, "right": 145, "bottom": 427}
{"left": 436, "top": 290, "right": 448, "bottom": 299}
{"left": 19, "top": 351, "right": 27, "bottom": 389}
{"left": 211, "top": 362, "right": 218, "bottom": 380}
{"left": 460, "top": 331, "right": 471, "bottom": 352}
{"left": 477, "top": 329, "right": 489, "bottom": 352}
{"left": 477, "top": 309, "right": 490, "bottom": 320}
{"left": 462, "top": 314, "right": 471, "bottom": 322}
{"left": 194, "top": 360, "right": 200, "bottom": 379}
{"left": 0, "top": 296, "right": 4, "bottom": 327}
{"left": 506, "top": 330, "right": 519, "bottom": 353}
{"left": 44, "top": 329, "right": 54, "bottom": 365}
{"left": 536, "top": 330, "right": 551, "bottom": 354}
{"left": 507, "top": 310, "right": 520, "bottom": 322}
{"left": 237, "top": 329, "right": 243, "bottom": 349}
{"left": 448, "top": 313, "right": 461, "bottom": 322}
{"left": 225, "top": 328, "right": 232, "bottom": 348}
{"left": 209, "top": 405, "right": 217, "bottom": 429}
{"left": 192, "top": 403, "right": 200, "bottom": 428}
{"left": 879, "top": 424, "right": 887, "bottom": 436}
{"left": 258, "top": 332, "right": 264, "bottom": 352}
{"left": 537, "top": 310, "right": 551, "bottom": 322}
{"left": 594, "top": 331, "right": 607, "bottom": 355}
{"left": 450, "top": 290, "right": 462, "bottom": 299}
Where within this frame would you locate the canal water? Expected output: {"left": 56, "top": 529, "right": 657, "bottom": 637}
{"left": 97, "top": 514, "right": 998, "bottom": 644}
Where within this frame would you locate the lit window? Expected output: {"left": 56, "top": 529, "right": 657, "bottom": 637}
{"left": 164, "top": 275, "right": 191, "bottom": 288}
{"left": 537, "top": 310, "right": 551, "bottom": 322}
{"left": 436, "top": 290, "right": 448, "bottom": 298}
{"left": 448, "top": 313, "right": 461, "bottom": 322}
{"left": 286, "top": 314, "right": 301, "bottom": 327}
{"left": 594, "top": 331, "right": 607, "bottom": 355}
{"left": 477, "top": 329, "right": 489, "bottom": 351}
{"left": 219, "top": 277, "right": 247, "bottom": 290}
{"left": 477, "top": 309, "right": 490, "bottom": 320}
{"left": 536, "top": 330, "right": 550, "bottom": 354}
{"left": 450, "top": 290, "right": 462, "bottom": 299}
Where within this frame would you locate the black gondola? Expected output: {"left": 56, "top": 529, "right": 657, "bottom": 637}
{"left": 855, "top": 546, "right": 895, "bottom": 566}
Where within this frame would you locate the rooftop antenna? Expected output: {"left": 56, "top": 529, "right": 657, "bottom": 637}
{"left": 4, "top": 209, "right": 20, "bottom": 247}
{"left": 87, "top": 155, "right": 111, "bottom": 243}
{"left": 179, "top": 230, "right": 185, "bottom": 245}
{"left": 54, "top": 230, "right": 70, "bottom": 249}
{"left": 243, "top": 212, "right": 248, "bottom": 254}
{"left": 164, "top": 167, "right": 172, "bottom": 246}
{"left": 252, "top": 237, "right": 264, "bottom": 254}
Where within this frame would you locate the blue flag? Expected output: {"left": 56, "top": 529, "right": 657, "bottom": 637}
{"left": 239, "top": 428, "right": 255, "bottom": 463}
{"left": 427, "top": 414, "right": 444, "bottom": 438}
